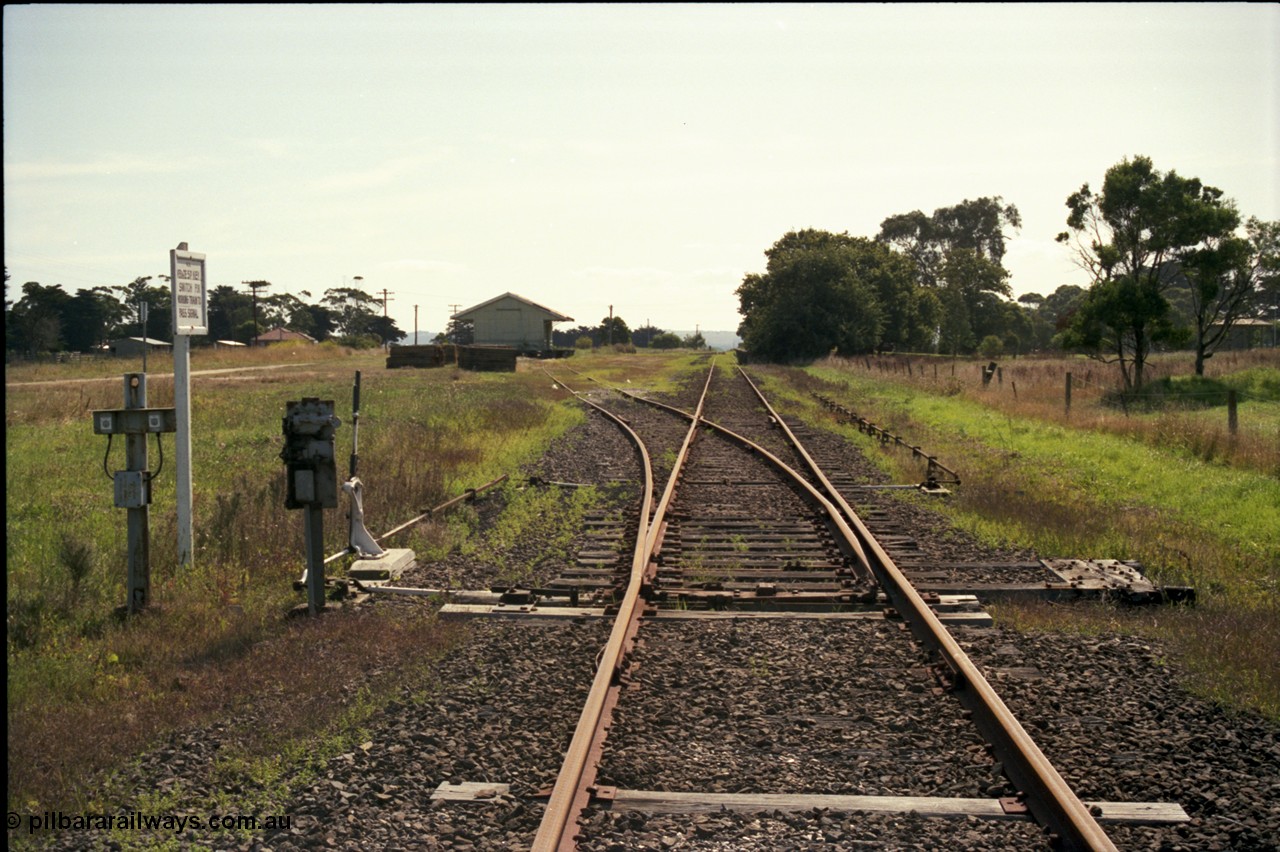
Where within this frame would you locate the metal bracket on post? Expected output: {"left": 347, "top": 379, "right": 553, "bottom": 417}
{"left": 91, "top": 374, "right": 177, "bottom": 615}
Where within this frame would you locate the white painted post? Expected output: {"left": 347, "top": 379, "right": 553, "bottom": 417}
{"left": 174, "top": 333, "right": 193, "bottom": 566}
{"left": 170, "top": 243, "right": 207, "bottom": 568}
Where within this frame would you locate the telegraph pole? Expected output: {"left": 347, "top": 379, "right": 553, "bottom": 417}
{"left": 243, "top": 280, "right": 270, "bottom": 345}
{"left": 377, "top": 289, "right": 395, "bottom": 350}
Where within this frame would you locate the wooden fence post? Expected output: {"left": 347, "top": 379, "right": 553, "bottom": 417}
{"left": 1065, "top": 372, "right": 1072, "bottom": 416}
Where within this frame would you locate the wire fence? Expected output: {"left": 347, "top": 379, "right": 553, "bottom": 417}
{"left": 824, "top": 350, "right": 1274, "bottom": 465}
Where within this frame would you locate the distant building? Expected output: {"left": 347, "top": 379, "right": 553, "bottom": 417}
{"left": 452, "top": 292, "right": 574, "bottom": 352}
{"left": 109, "top": 337, "right": 172, "bottom": 358}
{"left": 255, "top": 327, "right": 316, "bottom": 345}
{"left": 1210, "top": 317, "right": 1278, "bottom": 350}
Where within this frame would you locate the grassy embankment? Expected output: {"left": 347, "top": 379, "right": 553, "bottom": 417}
{"left": 749, "top": 350, "right": 1279, "bottom": 720}
{"left": 7, "top": 345, "right": 713, "bottom": 839}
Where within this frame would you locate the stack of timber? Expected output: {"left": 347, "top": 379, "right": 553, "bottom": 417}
{"left": 386, "top": 344, "right": 456, "bottom": 369}
{"left": 457, "top": 345, "right": 518, "bottom": 372}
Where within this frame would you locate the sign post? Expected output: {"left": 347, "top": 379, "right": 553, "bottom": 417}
{"left": 170, "top": 243, "right": 207, "bottom": 568}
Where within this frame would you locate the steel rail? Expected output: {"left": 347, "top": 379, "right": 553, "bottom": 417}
{"left": 611, "top": 382, "right": 874, "bottom": 583}
{"left": 734, "top": 367, "right": 1117, "bottom": 852}
{"left": 532, "top": 369, "right": 712, "bottom": 851}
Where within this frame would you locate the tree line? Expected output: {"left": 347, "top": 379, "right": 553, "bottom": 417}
{"left": 437, "top": 315, "right": 707, "bottom": 350}
{"left": 4, "top": 275, "right": 405, "bottom": 356}
{"left": 737, "top": 156, "right": 1279, "bottom": 388}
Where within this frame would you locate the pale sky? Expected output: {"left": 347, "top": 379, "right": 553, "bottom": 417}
{"left": 5, "top": 3, "right": 1278, "bottom": 337}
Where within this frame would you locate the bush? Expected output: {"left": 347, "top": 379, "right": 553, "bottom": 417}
{"left": 651, "top": 332, "right": 682, "bottom": 350}
{"left": 336, "top": 333, "right": 383, "bottom": 350}
{"left": 978, "top": 335, "right": 1004, "bottom": 358}
{"left": 574, "top": 336, "right": 593, "bottom": 350}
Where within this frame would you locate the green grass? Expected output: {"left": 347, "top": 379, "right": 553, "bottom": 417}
{"left": 750, "top": 356, "right": 1280, "bottom": 719}
{"left": 6, "top": 347, "right": 711, "bottom": 830}
{"left": 4, "top": 350, "right": 603, "bottom": 822}
{"left": 460, "top": 479, "right": 602, "bottom": 587}
{"left": 801, "top": 363, "right": 1279, "bottom": 593}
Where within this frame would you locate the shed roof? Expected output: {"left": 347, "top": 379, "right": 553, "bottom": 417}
{"left": 453, "top": 292, "right": 573, "bottom": 322}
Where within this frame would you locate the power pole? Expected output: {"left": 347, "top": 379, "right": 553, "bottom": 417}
{"left": 414, "top": 304, "right": 419, "bottom": 344}
{"left": 377, "top": 289, "right": 394, "bottom": 350}
{"left": 243, "top": 280, "right": 270, "bottom": 345}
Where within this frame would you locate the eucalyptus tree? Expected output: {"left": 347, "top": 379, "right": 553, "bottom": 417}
{"left": 878, "top": 196, "right": 1022, "bottom": 288}
{"left": 1056, "top": 155, "right": 1239, "bottom": 390}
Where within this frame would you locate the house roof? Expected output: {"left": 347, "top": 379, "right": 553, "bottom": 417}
{"left": 112, "top": 337, "right": 172, "bottom": 347}
{"left": 257, "top": 326, "right": 316, "bottom": 343}
{"left": 453, "top": 292, "right": 573, "bottom": 322}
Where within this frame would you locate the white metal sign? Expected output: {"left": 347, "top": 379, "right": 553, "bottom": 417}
{"left": 170, "top": 248, "right": 208, "bottom": 335}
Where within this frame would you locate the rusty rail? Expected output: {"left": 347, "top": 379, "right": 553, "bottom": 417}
{"left": 531, "top": 369, "right": 714, "bottom": 850}
{"left": 539, "top": 364, "right": 1116, "bottom": 850}
{"left": 740, "top": 368, "right": 1115, "bottom": 852}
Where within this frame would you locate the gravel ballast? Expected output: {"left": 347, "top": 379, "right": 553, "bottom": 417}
{"left": 30, "top": 372, "right": 1279, "bottom": 851}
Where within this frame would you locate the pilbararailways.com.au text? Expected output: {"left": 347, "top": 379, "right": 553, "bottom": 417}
{"left": 10, "top": 810, "right": 291, "bottom": 835}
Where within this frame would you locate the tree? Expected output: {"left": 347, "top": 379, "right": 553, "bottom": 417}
{"left": 289, "top": 304, "right": 335, "bottom": 341}
{"left": 437, "top": 317, "right": 474, "bottom": 345}
{"left": 938, "top": 248, "right": 1012, "bottom": 352}
{"left": 322, "top": 287, "right": 381, "bottom": 337}
{"left": 260, "top": 291, "right": 301, "bottom": 333}
{"left": 737, "top": 230, "right": 917, "bottom": 361}
{"left": 598, "top": 315, "right": 631, "bottom": 347}
{"left": 208, "top": 285, "right": 253, "bottom": 342}
{"left": 682, "top": 331, "right": 706, "bottom": 349}
{"left": 1176, "top": 216, "right": 1279, "bottom": 371}
{"left": 63, "top": 287, "right": 125, "bottom": 351}
{"left": 364, "top": 314, "right": 405, "bottom": 346}
{"left": 936, "top": 283, "right": 972, "bottom": 356}
{"left": 7, "top": 282, "right": 72, "bottom": 354}
{"left": 878, "top": 196, "right": 1022, "bottom": 288}
{"left": 1250, "top": 218, "right": 1280, "bottom": 335}
{"left": 631, "top": 324, "right": 664, "bottom": 347}
{"left": 1056, "top": 155, "right": 1239, "bottom": 389}
{"left": 1040, "top": 284, "right": 1087, "bottom": 331}
{"left": 650, "top": 331, "right": 682, "bottom": 349}
{"left": 1060, "top": 273, "right": 1188, "bottom": 390}
{"left": 1179, "top": 231, "right": 1254, "bottom": 375}
{"left": 241, "top": 280, "right": 272, "bottom": 343}
{"left": 552, "top": 325, "right": 596, "bottom": 348}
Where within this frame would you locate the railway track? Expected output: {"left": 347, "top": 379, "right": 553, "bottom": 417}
{"left": 421, "top": 362, "right": 1186, "bottom": 850}
{"left": 34, "top": 361, "right": 1278, "bottom": 852}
